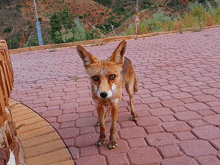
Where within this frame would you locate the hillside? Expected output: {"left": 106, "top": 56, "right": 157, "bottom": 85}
{"left": 1, "top": 0, "right": 217, "bottom": 49}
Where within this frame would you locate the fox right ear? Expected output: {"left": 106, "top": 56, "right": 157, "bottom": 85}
{"left": 76, "top": 45, "right": 97, "bottom": 66}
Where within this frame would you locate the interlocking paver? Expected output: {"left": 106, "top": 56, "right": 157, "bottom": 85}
{"left": 146, "top": 132, "right": 178, "bottom": 147}
{"left": 159, "top": 144, "right": 183, "bottom": 158}
{"left": 192, "top": 125, "right": 220, "bottom": 140}
{"left": 179, "top": 139, "right": 217, "bottom": 157}
{"left": 10, "top": 27, "right": 220, "bottom": 164}
{"left": 128, "top": 147, "right": 162, "bottom": 164}
{"left": 162, "top": 121, "right": 191, "bottom": 132}
{"left": 161, "top": 155, "right": 199, "bottom": 165}
{"left": 197, "top": 156, "right": 220, "bottom": 165}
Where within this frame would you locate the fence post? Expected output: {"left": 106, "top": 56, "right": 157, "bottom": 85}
{"left": 33, "top": 0, "right": 43, "bottom": 45}
{"left": 135, "top": 0, "right": 139, "bottom": 36}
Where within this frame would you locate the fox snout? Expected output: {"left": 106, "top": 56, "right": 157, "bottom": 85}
{"left": 94, "top": 84, "right": 116, "bottom": 99}
{"left": 100, "top": 92, "right": 108, "bottom": 98}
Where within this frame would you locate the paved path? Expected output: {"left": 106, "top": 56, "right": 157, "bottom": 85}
{"left": 11, "top": 27, "right": 220, "bottom": 165}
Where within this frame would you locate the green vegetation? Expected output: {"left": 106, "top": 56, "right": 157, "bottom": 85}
{"left": 124, "top": 1, "right": 220, "bottom": 35}
{"left": 3, "top": 26, "right": 13, "bottom": 33}
{"left": 48, "top": 6, "right": 101, "bottom": 44}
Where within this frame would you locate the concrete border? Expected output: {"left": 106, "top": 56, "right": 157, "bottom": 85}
{"left": 9, "top": 99, "right": 74, "bottom": 165}
{"left": 8, "top": 25, "right": 220, "bottom": 55}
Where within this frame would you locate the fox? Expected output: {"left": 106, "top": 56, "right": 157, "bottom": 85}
{"left": 76, "top": 40, "right": 137, "bottom": 149}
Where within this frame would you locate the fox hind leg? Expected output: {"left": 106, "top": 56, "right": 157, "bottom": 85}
{"left": 125, "top": 81, "right": 137, "bottom": 121}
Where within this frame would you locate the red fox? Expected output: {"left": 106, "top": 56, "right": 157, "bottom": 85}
{"left": 76, "top": 40, "right": 137, "bottom": 149}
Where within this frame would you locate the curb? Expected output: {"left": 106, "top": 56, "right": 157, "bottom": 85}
{"left": 9, "top": 99, "right": 74, "bottom": 165}
{"left": 8, "top": 25, "right": 220, "bottom": 54}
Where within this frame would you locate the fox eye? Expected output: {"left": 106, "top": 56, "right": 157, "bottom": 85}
{"left": 109, "top": 74, "right": 116, "bottom": 80}
{"left": 92, "top": 76, "right": 99, "bottom": 81}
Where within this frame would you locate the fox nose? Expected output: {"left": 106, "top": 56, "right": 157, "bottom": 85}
{"left": 100, "top": 92, "right": 108, "bottom": 98}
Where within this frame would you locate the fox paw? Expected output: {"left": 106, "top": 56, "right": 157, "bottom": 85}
{"left": 130, "top": 116, "right": 137, "bottom": 121}
{"left": 108, "top": 141, "right": 117, "bottom": 149}
{"left": 96, "top": 138, "right": 106, "bottom": 146}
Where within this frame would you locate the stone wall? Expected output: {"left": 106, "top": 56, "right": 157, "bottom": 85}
{"left": 0, "top": 40, "right": 21, "bottom": 165}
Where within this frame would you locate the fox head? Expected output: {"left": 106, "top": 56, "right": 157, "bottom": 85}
{"left": 76, "top": 40, "right": 127, "bottom": 99}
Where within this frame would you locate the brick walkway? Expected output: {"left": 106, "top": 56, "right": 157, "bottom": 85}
{"left": 11, "top": 27, "right": 220, "bottom": 165}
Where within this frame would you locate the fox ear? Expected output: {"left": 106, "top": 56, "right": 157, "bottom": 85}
{"left": 109, "top": 40, "right": 127, "bottom": 65}
{"left": 76, "top": 45, "right": 97, "bottom": 66}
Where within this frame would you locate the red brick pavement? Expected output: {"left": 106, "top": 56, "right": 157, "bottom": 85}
{"left": 11, "top": 28, "right": 220, "bottom": 164}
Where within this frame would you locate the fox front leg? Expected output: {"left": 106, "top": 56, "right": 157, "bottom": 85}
{"left": 96, "top": 104, "right": 106, "bottom": 146}
{"left": 108, "top": 106, "right": 118, "bottom": 149}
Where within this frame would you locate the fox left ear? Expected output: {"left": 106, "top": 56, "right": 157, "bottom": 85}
{"left": 109, "top": 40, "right": 127, "bottom": 65}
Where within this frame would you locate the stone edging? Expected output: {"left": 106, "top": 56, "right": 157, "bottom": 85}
{"left": 9, "top": 25, "right": 220, "bottom": 55}
{"left": 9, "top": 99, "right": 74, "bottom": 165}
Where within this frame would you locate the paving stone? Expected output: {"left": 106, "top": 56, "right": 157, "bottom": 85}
{"left": 162, "top": 121, "right": 191, "bottom": 133}
{"left": 209, "top": 139, "right": 220, "bottom": 150}
{"left": 63, "top": 138, "right": 75, "bottom": 147}
{"left": 171, "top": 106, "right": 188, "bottom": 112}
{"left": 134, "top": 104, "right": 151, "bottom": 111}
{"left": 174, "top": 111, "right": 201, "bottom": 121}
{"left": 135, "top": 110, "right": 151, "bottom": 117}
{"left": 160, "top": 115, "right": 176, "bottom": 122}
{"left": 203, "top": 114, "right": 220, "bottom": 126}
{"left": 179, "top": 140, "right": 217, "bottom": 157}
{"left": 192, "top": 125, "right": 220, "bottom": 140}
{"left": 185, "top": 102, "right": 209, "bottom": 111}
{"left": 107, "top": 153, "right": 130, "bottom": 165}
{"left": 76, "top": 105, "right": 96, "bottom": 113}
{"left": 187, "top": 119, "right": 207, "bottom": 127}
{"left": 127, "top": 137, "right": 148, "bottom": 148}
{"left": 152, "top": 91, "right": 170, "bottom": 97}
{"left": 60, "top": 121, "right": 75, "bottom": 128}
{"left": 162, "top": 155, "right": 198, "bottom": 165}
{"left": 69, "top": 147, "right": 80, "bottom": 160}
{"left": 161, "top": 99, "right": 184, "bottom": 108}
{"left": 149, "top": 107, "right": 174, "bottom": 116}
{"left": 128, "top": 147, "right": 162, "bottom": 165}
{"left": 159, "top": 144, "right": 183, "bottom": 159}
{"left": 80, "top": 126, "right": 96, "bottom": 134}
{"left": 75, "top": 155, "right": 106, "bottom": 165}
{"left": 136, "top": 116, "right": 162, "bottom": 127}
{"left": 148, "top": 102, "right": 163, "bottom": 108}
{"left": 146, "top": 132, "right": 178, "bottom": 147}
{"left": 171, "top": 92, "right": 193, "bottom": 99}
{"left": 145, "top": 125, "right": 164, "bottom": 134}
{"left": 120, "top": 121, "right": 137, "bottom": 128}
{"left": 57, "top": 113, "right": 78, "bottom": 123}
{"left": 75, "top": 133, "right": 99, "bottom": 147}
{"left": 58, "top": 128, "right": 79, "bottom": 138}
{"left": 75, "top": 117, "right": 98, "bottom": 127}
{"left": 119, "top": 127, "right": 147, "bottom": 139}
{"left": 194, "top": 95, "right": 218, "bottom": 102}
{"left": 197, "top": 156, "right": 220, "bottom": 165}
{"left": 175, "top": 131, "right": 197, "bottom": 141}
{"left": 198, "top": 109, "right": 216, "bottom": 116}
{"left": 141, "top": 97, "right": 161, "bottom": 104}
{"left": 80, "top": 146, "right": 99, "bottom": 157}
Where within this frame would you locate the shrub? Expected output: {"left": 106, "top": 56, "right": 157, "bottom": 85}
{"left": 74, "top": 18, "right": 86, "bottom": 41}
{"left": 3, "top": 26, "right": 13, "bottom": 33}
{"left": 6, "top": 38, "right": 19, "bottom": 49}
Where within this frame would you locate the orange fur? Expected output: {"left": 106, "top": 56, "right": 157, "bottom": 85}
{"left": 76, "top": 40, "right": 137, "bottom": 149}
